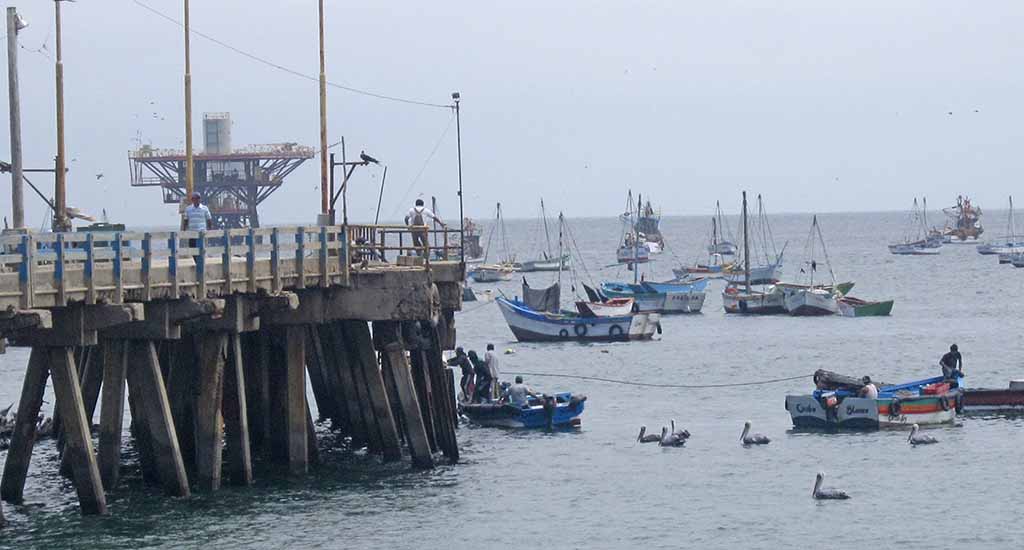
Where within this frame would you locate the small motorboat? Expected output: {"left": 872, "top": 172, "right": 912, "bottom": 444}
{"left": 468, "top": 264, "right": 514, "bottom": 282}
{"left": 460, "top": 392, "right": 586, "bottom": 429}
{"left": 600, "top": 279, "right": 708, "bottom": 314}
{"left": 722, "top": 284, "right": 787, "bottom": 315}
{"left": 837, "top": 296, "right": 894, "bottom": 317}
{"left": 786, "top": 369, "right": 962, "bottom": 430}
{"left": 575, "top": 297, "right": 635, "bottom": 317}
{"left": 497, "top": 297, "right": 660, "bottom": 342}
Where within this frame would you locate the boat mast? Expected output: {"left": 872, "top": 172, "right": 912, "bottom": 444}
{"left": 922, "top": 197, "right": 929, "bottom": 239}
{"left": 742, "top": 191, "right": 750, "bottom": 293}
{"left": 540, "top": 198, "right": 553, "bottom": 260}
{"left": 634, "top": 193, "right": 642, "bottom": 284}
{"left": 1009, "top": 196, "right": 1016, "bottom": 241}
{"left": 711, "top": 216, "right": 718, "bottom": 264}
{"left": 431, "top": 196, "right": 439, "bottom": 254}
{"left": 557, "top": 212, "right": 564, "bottom": 293}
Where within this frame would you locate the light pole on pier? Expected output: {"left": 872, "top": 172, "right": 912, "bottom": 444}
{"left": 452, "top": 92, "right": 464, "bottom": 263}
{"left": 183, "top": 0, "right": 195, "bottom": 200}
{"left": 52, "top": 0, "right": 72, "bottom": 232}
{"left": 317, "top": 0, "right": 330, "bottom": 225}
{"left": 6, "top": 7, "right": 27, "bottom": 230}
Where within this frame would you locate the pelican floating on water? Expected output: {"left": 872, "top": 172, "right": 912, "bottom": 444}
{"left": 636, "top": 425, "right": 661, "bottom": 443}
{"left": 659, "top": 426, "right": 686, "bottom": 447}
{"left": 908, "top": 423, "right": 938, "bottom": 446}
{"left": 670, "top": 419, "right": 691, "bottom": 442}
{"left": 740, "top": 421, "right": 770, "bottom": 445}
{"left": 812, "top": 472, "right": 850, "bottom": 500}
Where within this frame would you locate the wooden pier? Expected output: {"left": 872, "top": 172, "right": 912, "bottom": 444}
{"left": 0, "top": 224, "right": 464, "bottom": 518}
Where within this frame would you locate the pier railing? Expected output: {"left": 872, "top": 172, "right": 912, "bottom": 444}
{"left": 0, "top": 224, "right": 463, "bottom": 310}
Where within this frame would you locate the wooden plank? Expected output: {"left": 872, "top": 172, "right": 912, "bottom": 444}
{"left": 197, "top": 233, "right": 207, "bottom": 298}
{"left": 343, "top": 328, "right": 383, "bottom": 454}
{"left": 112, "top": 234, "right": 123, "bottom": 304}
{"left": 223, "top": 333, "right": 253, "bottom": 486}
{"left": 379, "top": 351, "right": 406, "bottom": 445}
{"left": 194, "top": 333, "right": 226, "bottom": 491}
{"left": 304, "top": 325, "right": 335, "bottom": 422}
{"left": 98, "top": 339, "right": 127, "bottom": 490}
{"left": 49, "top": 347, "right": 108, "bottom": 515}
{"left": 60, "top": 342, "right": 104, "bottom": 478}
{"left": 409, "top": 349, "right": 438, "bottom": 453}
{"left": 284, "top": 326, "right": 308, "bottom": 475}
{"left": 165, "top": 337, "right": 196, "bottom": 469}
{"left": 0, "top": 347, "right": 49, "bottom": 503}
{"left": 320, "top": 323, "right": 366, "bottom": 446}
{"left": 127, "top": 341, "right": 190, "bottom": 497}
{"left": 424, "top": 326, "right": 460, "bottom": 463}
{"left": 126, "top": 373, "right": 158, "bottom": 485}
{"left": 381, "top": 345, "right": 433, "bottom": 468}
{"left": 343, "top": 320, "right": 402, "bottom": 462}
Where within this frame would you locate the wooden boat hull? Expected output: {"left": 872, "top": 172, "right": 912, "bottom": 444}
{"left": 961, "top": 388, "right": 1024, "bottom": 412}
{"left": 723, "top": 263, "right": 782, "bottom": 285}
{"left": 837, "top": 298, "right": 894, "bottom": 317}
{"left": 786, "top": 394, "right": 957, "bottom": 429}
{"left": 722, "top": 288, "right": 786, "bottom": 315}
{"left": 460, "top": 393, "right": 586, "bottom": 429}
{"left": 784, "top": 289, "right": 838, "bottom": 316}
{"left": 517, "top": 255, "right": 571, "bottom": 272}
{"left": 575, "top": 298, "right": 635, "bottom": 317}
{"left": 469, "top": 265, "right": 513, "bottom": 282}
{"left": 497, "top": 297, "right": 660, "bottom": 342}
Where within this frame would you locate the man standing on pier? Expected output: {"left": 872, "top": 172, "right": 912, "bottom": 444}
{"left": 404, "top": 199, "right": 444, "bottom": 256}
{"left": 182, "top": 192, "right": 213, "bottom": 263}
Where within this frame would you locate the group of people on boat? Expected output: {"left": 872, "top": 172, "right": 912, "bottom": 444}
{"left": 447, "top": 344, "right": 540, "bottom": 407}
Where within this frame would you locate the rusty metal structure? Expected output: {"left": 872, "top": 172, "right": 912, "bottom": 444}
{"left": 129, "top": 113, "right": 314, "bottom": 229}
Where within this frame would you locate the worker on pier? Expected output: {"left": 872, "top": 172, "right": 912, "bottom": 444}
{"left": 507, "top": 376, "right": 539, "bottom": 408}
{"left": 485, "top": 343, "right": 501, "bottom": 400}
{"left": 447, "top": 347, "right": 474, "bottom": 401}
{"left": 940, "top": 344, "right": 963, "bottom": 381}
{"left": 405, "top": 199, "right": 444, "bottom": 256}
{"left": 469, "top": 350, "right": 490, "bottom": 402}
{"left": 181, "top": 192, "right": 213, "bottom": 263}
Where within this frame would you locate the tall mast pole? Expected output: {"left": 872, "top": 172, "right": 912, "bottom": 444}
{"left": 317, "top": 0, "right": 329, "bottom": 222}
{"left": 540, "top": 198, "right": 553, "bottom": 258}
{"left": 7, "top": 7, "right": 24, "bottom": 229}
{"left": 743, "top": 191, "right": 750, "bottom": 294}
{"left": 452, "top": 92, "right": 463, "bottom": 263}
{"left": 634, "top": 193, "right": 641, "bottom": 284}
{"left": 53, "top": 0, "right": 68, "bottom": 231}
{"left": 183, "top": 0, "right": 194, "bottom": 202}
{"left": 556, "top": 212, "right": 563, "bottom": 295}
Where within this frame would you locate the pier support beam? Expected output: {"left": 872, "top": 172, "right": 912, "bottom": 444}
{"left": 194, "top": 333, "right": 227, "bottom": 491}
{"left": 223, "top": 333, "right": 253, "bottom": 486}
{"left": 48, "top": 347, "right": 107, "bottom": 515}
{"left": 320, "top": 323, "right": 367, "bottom": 448}
{"left": 342, "top": 321, "right": 402, "bottom": 462}
{"left": 373, "top": 322, "right": 433, "bottom": 469}
{"left": 1, "top": 347, "right": 48, "bottom": 503}
{"left": 98, "top": 339, "right": 127, "bottom": 489}
{"left": 283, "top": 326, "right": 308, "bottom": 475}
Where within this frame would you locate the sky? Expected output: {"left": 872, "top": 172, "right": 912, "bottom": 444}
{"left": 0, "top": 0, "right": 1022, "bottom": 228}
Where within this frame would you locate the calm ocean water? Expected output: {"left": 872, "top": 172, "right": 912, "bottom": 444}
{"left": 2, "top": 210, "right": 1023, "bottom": 549}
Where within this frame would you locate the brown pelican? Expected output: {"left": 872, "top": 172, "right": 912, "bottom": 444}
{"left": 740, "top": 421, "right": 770, "bottom": 445}
{"left": 908, "top": 423, "right": 938, "bottom": 446}
{"left": 670, "top": 419, "right": 691, "bottom": 441}
{"left": 658, "top": 426, "right": 686, "bottom": 447}
{"left": 812, "top": 472, "right": 850, "bottom": 500}
{"left": 636, "top": 425, "right": 660, "bottom": 443}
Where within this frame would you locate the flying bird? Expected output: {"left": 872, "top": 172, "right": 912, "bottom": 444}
{"left": 360, "top": 150, "right": 380, "bottom": 165}
{"left": 95, "top": 173, "right": 104, "bottom": 180}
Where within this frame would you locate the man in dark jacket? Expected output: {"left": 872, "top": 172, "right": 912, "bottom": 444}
{"left": 940, "top": 344, "right": 963, "bottom": 380}
{"left": 446, "top": 347, "right": 474, "bottom": 401}
{"left": 468, "top": 350, "right": 491, "bottom": 403}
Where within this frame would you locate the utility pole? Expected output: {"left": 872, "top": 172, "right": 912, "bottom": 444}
{"left": 53, "top": 0, "right": 69, "bottom": 232}
{"left": 183, "top": 0, "right": 195, "bottom": 201}
{"left": 317, "top": 0, "right": 330, "bottom": 224}
{"left": 6, "top": 7, "right": 25, "bottom": 229}
{"left": 452, "top": 91, "right": 464, "bottom": 262}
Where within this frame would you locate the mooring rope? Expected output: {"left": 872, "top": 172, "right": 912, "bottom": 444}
{"left": 502, "top": 371, "right": 812, "bottom": 389}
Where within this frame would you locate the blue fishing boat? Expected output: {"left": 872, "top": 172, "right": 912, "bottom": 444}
{"left": 496, "top": 296, "right": 660, "bottom": 342}
{"left": 600, "top": 279, "right": 709, "bottom": 313}
{"left": 460, "top": 392, "right": 587, "bottom": 429}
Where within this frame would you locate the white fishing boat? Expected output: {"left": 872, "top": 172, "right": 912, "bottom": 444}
{"left": 722, "top": 284, "right": 786, "bottom": 314}
{"left": 616, "top": 191, "right": 653, "bottom": 264}
{"left": 574, "top": 297, "right": 635, "bottom": 317}
{"left": 940, "top": 195, "right": 983, "bottom": 243}
{"left": 468, "top": 202, "right": 516, "bottom": 283}
{"left": 517, "top": 199, "right": 573, "bottom": 272}
{"left": 616, "top": 241, "right": 650, "bottom": 264}
{"left": 978, "top": 196, "right": 1024, "bottom": 259}
{"left": 889, "top": 197, "right": 940, "bottom": 255}
{"left": 722, "top": 192, "right": 788, "bottom": 315}
{"left": 622, "top": 195, "right": 666, "bottom": 253}
{"left": 723, "top": 263, "right": 783, "bottom": 285}
{"left": 706, "top": 201, "right": 738, "bottom": 256}
{"left": 783, "top": 216, "right": 840, "bottom": 316}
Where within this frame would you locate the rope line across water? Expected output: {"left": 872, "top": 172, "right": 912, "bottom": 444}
{"left": 503, "top": 372, "right": 812, "bottom": 389}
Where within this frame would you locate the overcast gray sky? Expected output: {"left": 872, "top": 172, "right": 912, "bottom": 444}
{"left": 1, "top": 1, "right": 1021, "bottom": 227}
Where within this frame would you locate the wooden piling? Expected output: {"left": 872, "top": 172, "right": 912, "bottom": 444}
{"left": 126, "top": 341, "right": 190, "bottom": 497}
{"left": 1, "top": 347, "right": 49, "bottom": 503}
{"left": 60, "top": 341, "right": 104, "bottom": 478}
{"left": 423, "top": 325, "right": 459, "bottom": 463}
{"left": 378, "top": 351, "right": 406, "bottom": 445}
{"left": 126, "top": 374, "right": 159, "bottom": 485}
{"left": 310, "top": 326, "right": 349, "bottom": 433}
{"left": 342, "top": 320, "right": 402, "bottom": 462}
{"left": 48, "top": 347, "right": 108, "bottom": 515}
{"left": 223, "top": 333, "right": 253, "bottom": 486}
{"left": 303, "top": 325, "right": 335, "bottom": 422}
{"left": 283, "top": 326, "right": 308, "bottom": 475}
{"left": 244, "top": 331, "right": 273, "bottom": 455}
{"left": 319, "top": 323, "right": 367, "bottom": 447}
{"left": 409, "top": 349, "right": 438, "bottom": 453}
{"left": 342, "top": 327, "right": 383, "bottom": 454}
{"left": 194, "top": 333, "right": 227, "bottom": 491}
{"left": 98, "top": 339, "right": 127, "bottom": 490}
{"left": 165, "top": 337, "right": 196, "bottom": 469}
{"left": 375, "top": 322, "right": 433, "bottom": 469}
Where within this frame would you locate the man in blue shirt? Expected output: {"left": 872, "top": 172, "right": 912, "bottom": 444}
{"left": 181, "top": 192, "right": 212, "bottom": 263}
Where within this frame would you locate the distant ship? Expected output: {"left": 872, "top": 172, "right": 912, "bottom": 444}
{"left": 940, "top": 195, "right": 983, "bottom": 244}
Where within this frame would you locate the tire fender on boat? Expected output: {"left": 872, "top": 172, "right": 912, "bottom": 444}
{"left": 608, "top": 324, "right": 624, "bottom": 338}
{"left": 574, "top": 323, "right": 588, "bottom": 337}
{"left": 558, "top": 328, "right": 569, "bottom": 338}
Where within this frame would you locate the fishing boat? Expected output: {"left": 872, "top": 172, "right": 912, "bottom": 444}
{"left": 459, "top": 392, "right": 586, "bottom": 429}
{"left": 706, "top": 201, "right": 737, "bottom": 256}
{"left": 889, "top": 198, "right": 940, "bottom": 255}
{"left": 620, "top": 193, "right": 665, "bottom": 254}
{"left": 574, "top": 297, "right": 635, "bottom": 317}
{"left": 782, "top": 216, "right": 841, "bottom": 316}
{"left": 496, "top": 296, "right": 660, "bottom": 342}
{"left": 516, "top": 199, "right": 572, "bottom": 272}
{"left": 940, "top": 195, "right": 983, "bottom": 243}
{"left": 600, "top": 279, "right": 708, "bottom": 314}
{"left": 837, "top": 296, "right": 894, "bottom": 317}
{"left": 461, "top": 217, "right": 485, "bottom": 263}
{"left": 785, "top": 369, "right": 961, "bottom": 429}
{"left": 722, "top": 195, "right": 784, "bottom": 284}
{"left": 961, "top": 380, "right": 1024, "bottom": 413}
{"left": 468, "top": 203, "right": 516, "bottom": 283}
{"left": 616, "top": 191, "right": 654, "bottom": 264}
{"left": 674, "top": 214, "right": 737, "bottom": 279}
{"left": 722, "top": 192, "right": 787, "bottom": 315}
{"left": 977, "top": 197, "right": 1024, "bottom": 259}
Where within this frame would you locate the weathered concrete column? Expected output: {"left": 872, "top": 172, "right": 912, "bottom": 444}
{"left": 48, "top": 346, "right": 108, "bottom": 515}
{"left": 1, "top": 347, "right": 49, "bottom": 503}
{"left": 125, "top": 340, "right": 190, "bottom": 497}
{"left": 98, "top": 339, "right": 128, "bottom": 489}
{"left": 194, "top": 333, "right": 227, "bottom": 491}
